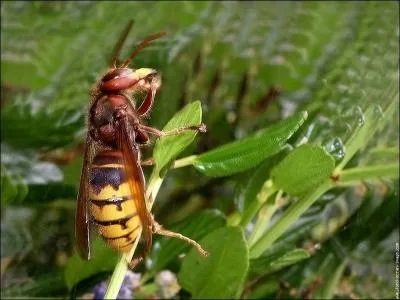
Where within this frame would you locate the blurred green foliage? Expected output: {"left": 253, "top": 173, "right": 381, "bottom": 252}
{"left": 1, "top": 1, "right": 398, "bottom": 299}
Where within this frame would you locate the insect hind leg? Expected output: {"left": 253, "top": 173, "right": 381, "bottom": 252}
{"left": 151, "top": 217, "right": 208, "bottom": 257}
{"left": 127, "top": 256, "right": 144, "bottom": 269}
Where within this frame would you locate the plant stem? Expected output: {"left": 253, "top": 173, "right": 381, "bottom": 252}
{"left": 239, "top": 180, "right": 277, "bottom": 227}
{"left": 369, "top": 146, "right": 398, "bottom": 156}
{"left": 104, "top": 171, "right": 163, "bottom": 299}
{"left": 247, "top": 190, "right": 283, "bottom": 247}
{"left": 172, "top": 155, "right": 198, "bottom": 169}
{"left": 335, "top": 164, "right": 399, "bottom": 186}
{"left": 317, "top": 260, "right": 347, "bottom": 299}
{"left": 249, "top": 181, "right": 331, "bottom": 258}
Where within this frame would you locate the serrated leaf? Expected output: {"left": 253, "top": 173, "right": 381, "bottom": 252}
{"left": 250, "top": 248, "right": 310, "bottom": 276}
{"left": 178, "top": 227, "right": 249, "bottom": 299}
{"left": 64, "top": 238, "right": 118, "bottom": 290}
{"left": 153, "top": 101, "right": 203, "bottom": 175}
{"left": 150, "top": 209, "right": 226, "bottom": 272}
{"left": 271, "top": 144, "right": 335, "bottom": 196}
{"left": 193, "top": 111, "right": 308, "bottom": 177}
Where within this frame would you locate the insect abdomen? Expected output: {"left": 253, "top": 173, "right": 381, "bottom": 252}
{"left": 89, "top": 150, "right": 141, "bottom": 253}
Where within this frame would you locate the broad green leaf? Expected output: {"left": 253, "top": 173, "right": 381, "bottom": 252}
{"left": 150, "top": 209, "right": 226, "bottom": 272}
{"left": 193, "top": 111, "right": 308, "bottom": 177}
{"left": 271, "top": 144, "right": 335, "bottom": 196}
{"left": 178, "top": 227, "right": 249, "bottom": 299}
{"left": 153, "top": 101, "right": 203, "bottom": 175}
{"left": 250, "top": 248, "right": 310, "bottom": 276}
{"left": 64, "top": 238, "right": 118, "bottom": 289}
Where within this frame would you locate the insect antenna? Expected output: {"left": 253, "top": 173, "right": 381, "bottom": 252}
{"left": 120, "top": 31, "right": 167, "bottom": 68}
{"left": 110, "top": 20, "right": 135, "bottom": 68}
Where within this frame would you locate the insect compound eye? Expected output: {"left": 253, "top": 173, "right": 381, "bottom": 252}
{"left": 100, "top": 68, "right": 139, "bottom": 92}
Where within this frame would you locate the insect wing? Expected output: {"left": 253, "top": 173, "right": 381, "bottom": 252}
{"left": 75, "top": 133, "right": 96, "bottom": 260}
{"left": 117, "top": 118, "right": 153, "bottom": 257}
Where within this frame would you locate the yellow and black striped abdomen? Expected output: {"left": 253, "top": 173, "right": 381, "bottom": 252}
{"left": 89, "top": 151, "right": 141, "bottom": 253}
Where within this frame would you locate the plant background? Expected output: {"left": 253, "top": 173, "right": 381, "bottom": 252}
{"left": 1, "top": 1, "right": 399, "bottom": 299}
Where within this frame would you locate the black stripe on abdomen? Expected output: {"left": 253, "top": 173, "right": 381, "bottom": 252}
{"left": 93, "top": 213, "right": 137, "bottom": 229}
{"left": 90, "top": 196, "right": 130, "bottom": 211}
{"left": 101, "top": 225, "right": 140, "bottom": 241}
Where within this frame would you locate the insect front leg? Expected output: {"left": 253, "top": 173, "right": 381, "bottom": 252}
{"left": 138, "top": 123, "right": 207, "bottom": 137}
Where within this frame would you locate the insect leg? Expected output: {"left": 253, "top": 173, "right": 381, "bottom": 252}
{"left": 127, "top": 256, "right": 144, "bottom": 269}
{"left": 151, "top": 217, "right": 208, "bottom": 257}
{"left": 141, "top": 158, "right": 155, "bottom": 166}
{"left": 137, "top": 88, "right": 156, "bottom": 116}
{"left": 138, "top": 123, "right": 207, "bottom": 137}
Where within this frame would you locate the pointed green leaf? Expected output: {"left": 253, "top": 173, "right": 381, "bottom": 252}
{"left": 178, "top": 227, "right": 249, "bottom": 299}
{"left": 153, "top": 101, "right": 203, "bottom": 175}
{"left": 193, "top": 111, "right": 308, "bottom": 177}
{"left": 271, "top": 144, "right": 335, "bottom": 196}
{"left": 250, "top": 248, "right": 310, "bottom": 276}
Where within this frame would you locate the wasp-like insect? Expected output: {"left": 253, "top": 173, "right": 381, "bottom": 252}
{"left": 75, "top": 21, "right": 208, "bottom": 268}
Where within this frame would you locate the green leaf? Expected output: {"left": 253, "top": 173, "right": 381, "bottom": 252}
{"left": 250, "top": 248, "right": 310, "bottom": 276}
{"left": 193, "top": 111, "right": 308, "bottom": 177}
{"left": 314, "top": 261, "right": 347, "bottom": 299}
{"left": 338, "top": 164, "right": 399, "bottom": 186}
{"left": 153, "top": 101, "right": 203, "bottom": 175}
{"left": 271, "top": 144, "right": 335, "bottom": 196}
{"left": 1, "top": 165, "right": 28, "bottom": 206}
{"left": 178, "top": 227, "right": 249, "bottom": 299}
{"left": 150, "top": 209, "right": 226, "bottom": 272}
{"left": 64, "top": 238, "right": 118, "bottom": 290}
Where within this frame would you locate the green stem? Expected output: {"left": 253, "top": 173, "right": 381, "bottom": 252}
{"left": 239, "top": 180, "right": 277, "bottom": 227}
{"left": 249, "top": 181, "right": 331, "bottom": 258}
{"left": 247, "top": 195, "right": 279, "bottom": 247}
{"left": 172, "top": 155, "right": 198, "bottom": 169}
{"left": 369, "top": 146, "right": 399, "bottom": 156}
{"left": 104, "top": 171, "right": 163, "bottom": 299}
{"left": 335, "top": 164, "right": 399, "bottom": 186}
{"left": 317, "top": 260, "right": 347, "bottom": 299}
